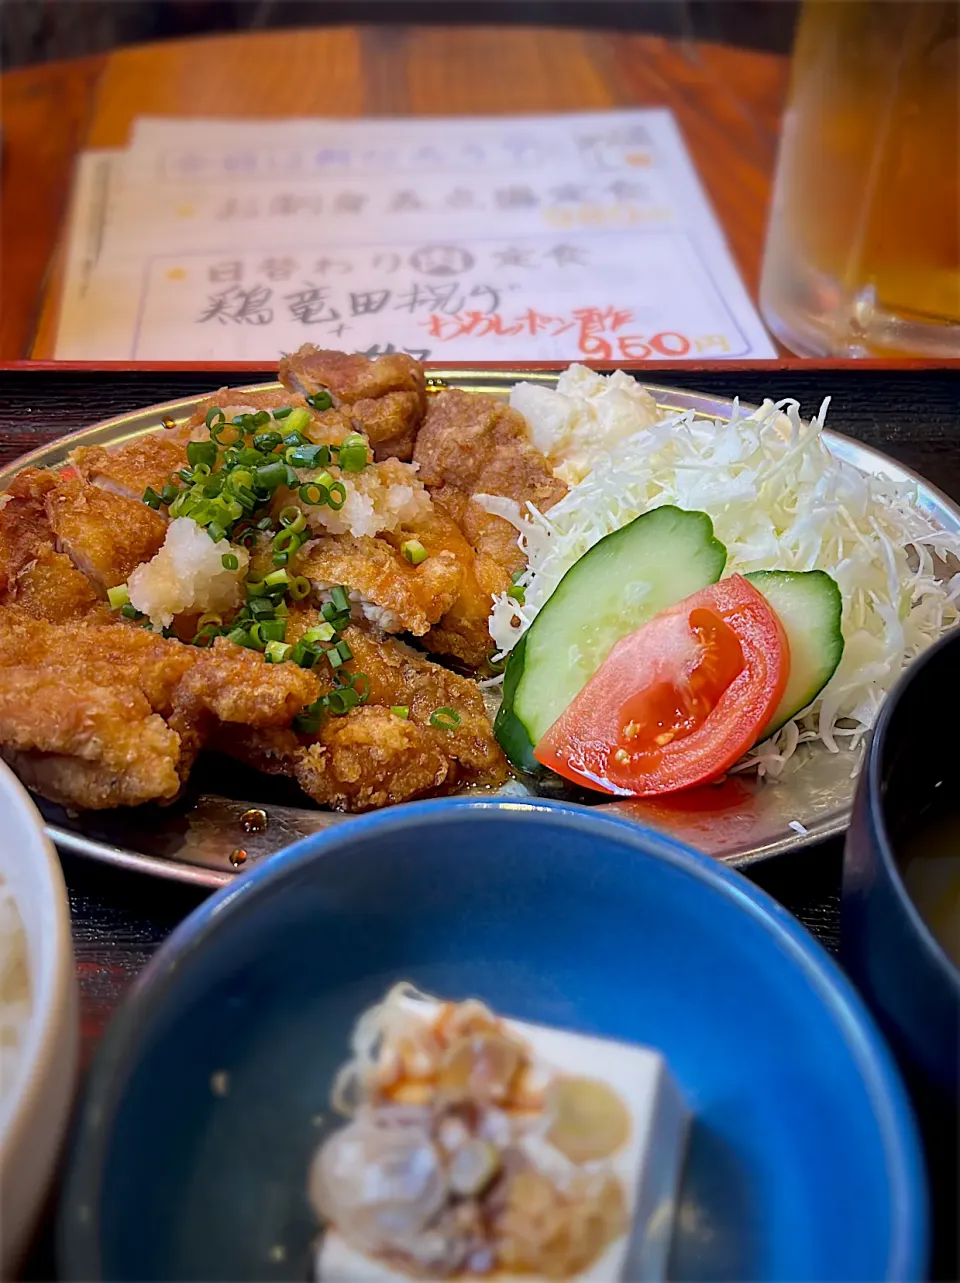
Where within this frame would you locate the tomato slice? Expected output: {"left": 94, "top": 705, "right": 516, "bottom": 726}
{"left": 533, "top": 575, "right": 789, "bottom": 796}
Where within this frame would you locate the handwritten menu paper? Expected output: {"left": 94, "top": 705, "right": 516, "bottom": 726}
{"left": 53, "top": 111, "right": 776, "bottom": 361}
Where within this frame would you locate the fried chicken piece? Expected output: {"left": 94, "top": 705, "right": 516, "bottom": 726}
{"left": 279, "top": 345, "right": 426, "bottom": 461}
{"left": 295, "top": 708, "right": 463, "bottom": 811}
{"left": 44, "top": 474, "right": 168, "bottom": 591}
{"left": 71, "top": 434, "right": 188, "bottom": 502}
{"left": 0, "top": 674, "right": 183, "bottom": 809}
{"left": 0, "top": 467, "right": 59, "bottom": 594}
{"left": 4, "top": 548, "right": 107, "bottom": 623}
{"left": 0, "top": 612, "right": 321, "bottom": 810}
{"left": 176, "top": 637, "right": 320, "bottom": 727}
{"left": 381, "top": 505, "right": 507, "bottom": 670}
{"left": 414, "top": 390, "right": 566, "bottom": 569}
{"left": 174, "top": 386, "right": 310, "bottom": 442}
{"left": 220, "top": 618, "right": 507, "bottom": 812}
{"left": 411, "top": 391, "right": 566, "bottom": 667}
{"left": 295, "top": 534, "right": 462, "bottom": 636}
{"left": 175, "top": 387, "right": 359, "bottom": 454}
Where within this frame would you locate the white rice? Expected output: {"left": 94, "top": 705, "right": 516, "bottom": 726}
{"left": 0, "top": 878, "right": 31, "bottom": 1106}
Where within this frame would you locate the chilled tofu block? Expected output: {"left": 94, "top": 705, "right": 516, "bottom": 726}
{"left": 314, "top": 996, "right": 689, "bottom": 1283}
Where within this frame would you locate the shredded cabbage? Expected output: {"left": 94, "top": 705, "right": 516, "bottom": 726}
{"left": 488, "top": 393, "right": 960, "bottom": 771}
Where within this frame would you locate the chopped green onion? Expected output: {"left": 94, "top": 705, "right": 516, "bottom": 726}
{"left": 226, "top": 626, "right": 256, "bottom": 648}
{"left": 326, "top": 686, "right": 360, "bottom": 713}
{"left": 192, "top": 627, "right": 217, "bottom": 648}
{"left": 235, "top": 525, "right": 259, "bottom": 548}
{"left": 265, "top": 568, "right": 290, "bottom": 587}
{"left": 248, "top": 597, "right": 275, "bottom": 619}
{"left": 253, "top": 429, "right": 283, "bottom": 453}
{"left": 321, "top": 600, "right": 350, "bottom": 630}
{"left": 330, "top": 585, "right": 350, "bottom": 612}
{"left": 107, "top": 584, "right": 130, "bottom": 610}
{"left": 334, "top": 639, "right": 353, "bottom": 663}
{"left": 278, "top": 505, "right": 307, "bottom": 532}
{"left": 260, "top": 619, "right": 287, "bottom": 643}
{"left": 326, "top": 646, "right": 344, "bottom": 669}
{"left": 254, "top": 460, "right": 288, "bottom": 492}
{"left": 246, "top": 579, "right": 268, "bottom": 599}
{"left": 142, "top": 486, "right": 162, "bottom": 509}
{"left": 265, "top": 641, "right": 293, "bottom": 664}
{"left": 272, "top": 405, "right": 293, "bottom": 421}
{"left": 511, "top": 568, "right": 526, "bottom": 584}
{"left": 401, "top": 539, "right": 428, "bottom": 566}
{"left": 272, "top": 550, "right": 289, "bottom": 568}
{"left": 235, "top": 446, "right": 266, "bottom": 469}
{"left": 186, "top": 439, "right": 218, "bottom": 470}
{"left": 207, "top": 523, "right": 228, "bottom": 543}
{"left": 430, "top": 707, "right": 462, "bottom": 730}
{"left": 293, "top": 701, "right": 324, "bottom": 733}
{"left": 121, "top": 604, "right": 141, "bottom": 620}
{"left": 338, "top": 433, "right": 369, "bottom": 472}
{"left": 246, "top": 623, "right": 268, "bottom": 650}
{"left": 326, "top": 481, "right": 347, "bottom": 511}
{"left": 306, "top": 390, "right": 333, "bottom": 412}
{"left": 273, "top": 600, "right": 289, "bottom": 618}
{"left": 298, "top": 483, "right": 326, "bottom": 506}
{"left": 391, "top": 705, "right": 410, "bottom": 719}
{"left": 210, "top": 419, "right": 243, "bottom": 447}
{"left": 507, "top": 585, "right": 525, "bottom": 605}
{"left": 289, "top": 575, "right": 311, "bottom": 601}
{"left": 285, "top": 443, "right": 329, "bottom": 469}
{"left": 273, "top": 527, "right": 302, "bottom": 555}
{"left": 160, "top": 483, "right": 179, "bottom": 505}
{"left": 302, "top": 623, "right": 335, "bottom": 643}
{"left": 221, "top": 553, "right": 239, "bottom": 571}
{"left": 204, "top": 406, "right": 226, "bottom": 429}
{"left": 197, "top": 612, "right": 222, "bottom": 630}
{"left": 314, "top": 469, "right": 334, "bottom": 490}
{"left": 289, "top": 641, "right": 317, "bottom": 668}
{"left": 351, "top": 672, "right": 370, "bottom": 704}
{"left": 283, "top": 407, "right": 312, "bottom": 436}
{"left": 253, "top": 409, "right": 271, "bottom": 428}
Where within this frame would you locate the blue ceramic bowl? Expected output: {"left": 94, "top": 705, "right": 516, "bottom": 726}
{"left": 60, "top": 800, "right": 925, "bottom": 1282}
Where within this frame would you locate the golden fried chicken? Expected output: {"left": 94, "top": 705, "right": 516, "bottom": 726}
{"left": 0, "top": 612, "right": 320, "bottom": 809}
{"left": 44, "top": 474, "right": 168, "bottom": 590}
{"left": 411, "top": 391, "right": 566, "bottom": 667}
{"left": 219, "top": 617, "right": 507, "bottom": 812}
{"left": 3, "top": 548, "right": 107, "bottom": 623}
{"left": 174, "top": 386, "right": 312, "bottom": 441}
{"left": 414, "top": 390, "right": 566, "bottom": 567}
{"left": 295, "top": 534, "right": 461, "bottom": 636}
{"left": 71, "top": 434, "right": 188, "bottom": 502}
{"left": 0, "top": 675, "right": 184, "bottom": 809}
{"left": 0, "top": 467, "right": 59, "bottom": 594}
{"left": 279, "top": 345, "right": 426, "bottom": 461}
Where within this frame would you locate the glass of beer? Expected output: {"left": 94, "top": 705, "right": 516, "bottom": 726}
{"left": 760, "top": 0, "right": 959, "bottom": 357}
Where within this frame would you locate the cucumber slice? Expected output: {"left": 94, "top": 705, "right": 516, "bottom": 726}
{"left": 745, "top": 570, "right": 844, "bottom": 739}
{"left": 495, "top": 506, "right": 727, "bottom": 770}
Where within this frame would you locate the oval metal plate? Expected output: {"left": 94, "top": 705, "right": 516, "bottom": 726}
{"left": 3, "top": 372, "right": 958, "bottom": 886}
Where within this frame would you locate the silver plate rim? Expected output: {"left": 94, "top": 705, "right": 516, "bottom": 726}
{"left": 4, "top": 373, "right": 958, "bottom": 885}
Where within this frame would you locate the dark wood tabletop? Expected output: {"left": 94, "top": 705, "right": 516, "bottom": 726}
{"left": 2, "top": 359, "right": 957, "bottom": 1279}
{"left": 3, "top": 360, "right": 957, "bottom": 1069}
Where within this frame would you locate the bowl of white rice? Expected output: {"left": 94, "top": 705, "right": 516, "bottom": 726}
{"left": 0, "top": 761, "right": 78, "bottom": 1272}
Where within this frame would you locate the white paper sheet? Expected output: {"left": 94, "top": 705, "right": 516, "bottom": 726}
{"left": 54, "top": 111, "right": 775, "bottom": 361}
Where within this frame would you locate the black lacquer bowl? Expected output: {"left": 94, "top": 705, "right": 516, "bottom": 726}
{"left": 842, "top": 627, "right": 960, "bottom": 1279}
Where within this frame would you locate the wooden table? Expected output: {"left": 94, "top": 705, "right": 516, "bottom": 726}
{"left": 0, "top": 25, "right": 790, "bottom": 359}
